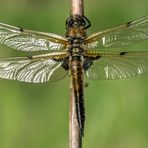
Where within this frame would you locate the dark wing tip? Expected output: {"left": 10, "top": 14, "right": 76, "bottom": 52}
{"left": 127, "top": 21, "right": 132, "bottom": 27}
{"left": 120, "top": 52, "right": 128, "bottom": 56}
{"left": 19, "top": 27, "right": 24, "bottom": 32}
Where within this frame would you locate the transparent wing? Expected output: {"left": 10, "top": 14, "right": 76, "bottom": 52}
{"left": 0, "top": 23, "right": 68, "bottom": 51}
{"left": 85, "top": 50, "right": 148, "bottom": 80}
{"left": 0, "top": 51, "right": 69, "bottom": 83}
{"left": 85, "top": 15, "right": 148, "bottom": 49}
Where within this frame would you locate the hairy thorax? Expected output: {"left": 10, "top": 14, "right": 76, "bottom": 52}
{"left": 66, "top": 27, "right": 87, "bottom": 39}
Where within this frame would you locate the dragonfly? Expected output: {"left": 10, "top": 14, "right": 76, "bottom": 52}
{"left": 0, "top": 15, "right": 148, "bottom": 137}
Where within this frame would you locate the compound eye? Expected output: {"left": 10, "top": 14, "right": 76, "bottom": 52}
{"left": 66, "top": 15, "right": 90, "bottom": 28}
{"left": 69, "top": 19, "right": 75, "bottom": 27}
{"left": 81, "top": 20, "right": 86, "bottom": 26}
{"left": 66, "top": 18, "right": 75, "bottom": 27}
{"left": 66, "top": 18, "right": 70, "bottom": 27}
{"left": 81, "top": 18, "right": 86, "bottom": 25}
{"left": 77, "top": 16, "right": 86, "bottom": 27}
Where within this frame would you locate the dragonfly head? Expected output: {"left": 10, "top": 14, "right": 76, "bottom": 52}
{"left": 65, "top": 15, "right": 90, "bottom": 38}
{"left": 66, "top": 15, "right": 90, "bottom": 30}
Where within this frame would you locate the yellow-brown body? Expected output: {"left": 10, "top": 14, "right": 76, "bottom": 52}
{"left": 66, "top": 15, "right": 89, "bottom": 136}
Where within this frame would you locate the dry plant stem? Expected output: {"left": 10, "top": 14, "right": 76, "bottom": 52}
{"left": 71, "top": 0, "right": 84, "bottom": 16}
{"left": 69, "top": 81, "right": 82, "bottom": 148}
{"left": 69, "top": 1, "right": 84, "bottom": 148}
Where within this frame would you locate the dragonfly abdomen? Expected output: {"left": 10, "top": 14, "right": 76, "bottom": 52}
{"left": 70, "top": 55, "right": 85, "bottom": 137}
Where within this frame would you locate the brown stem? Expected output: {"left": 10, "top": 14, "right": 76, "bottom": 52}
{"left": 69, "top": 1, "right": 84, "bottom": 147}
{"left": 71, "top": 0, "right": 84, "bottom": 16}
{"left": 69, "top": 81, "right": 82, "bottom": 148}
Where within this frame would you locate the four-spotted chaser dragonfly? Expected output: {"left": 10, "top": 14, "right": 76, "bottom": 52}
{"left": 0, "top": 15, "right": 148, "bottom": 137}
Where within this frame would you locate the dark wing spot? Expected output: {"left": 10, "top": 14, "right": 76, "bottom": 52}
{"left": 19, "top": 27, "right": 24, "bottom": 32}
{"left": 61, "top": 58, "right": 69, "bottom": 70}
{"left": 83, "top": 58, "right": 92, "bottom": 71}
{"left": 127, "top": 21, "right": 132, "bottom": 27}
{"left": 27, "top": 55, "right": 33, "bottom": 59}
{"left": 53, "top": 57, "right": 69, "bottom": 70}
{"left": 95, "top": 55, "right": 101, "bottom": 60}
{"left": 84, "top": 82, "right": 89, "bottom": 87}
{"left": 120, "top": 52, "right": 128, "bottom": 56}
{"left": 83, "top": 56, "right": 101, "bottom": 71}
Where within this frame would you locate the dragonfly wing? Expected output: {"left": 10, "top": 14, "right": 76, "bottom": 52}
{"left": 0, "top": 51, "right": 69, "bottom": 83}
{"left": 0, "top": 23, "right": 68, "bottom": 51}
{"left": 84, "top": 50, "right": 148, "bottom": 80}
{"left": 85, "top": 15, "right": 148, "bottom": 49}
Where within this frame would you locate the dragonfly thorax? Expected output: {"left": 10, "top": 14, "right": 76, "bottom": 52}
{"left": 66, "top": 27, "right": 86, "bottom": 39}
{"left": 65, "top": 15, "right": 90, "bottom": 39}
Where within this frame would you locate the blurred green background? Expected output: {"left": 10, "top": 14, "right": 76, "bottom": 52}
{"left": 0, "top": 0, "right": 148, "bottom": 148}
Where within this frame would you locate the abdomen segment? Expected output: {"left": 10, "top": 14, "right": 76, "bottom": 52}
{"left": 70, "top": 55, "right": 85, "bottom": 137}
